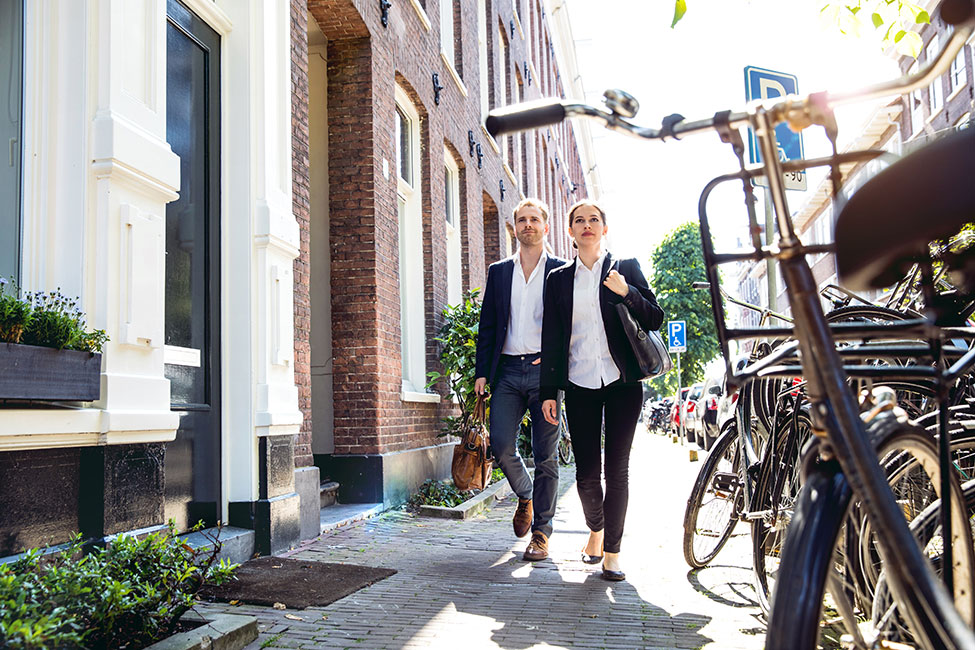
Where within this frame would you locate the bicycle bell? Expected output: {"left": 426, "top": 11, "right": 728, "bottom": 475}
{"left": 603, "top": 89, "right": 639, "bottom": 119}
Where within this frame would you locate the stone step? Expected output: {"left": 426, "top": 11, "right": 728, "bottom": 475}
{"left": 319, "top": 480, "right": 340, "bottom": 508}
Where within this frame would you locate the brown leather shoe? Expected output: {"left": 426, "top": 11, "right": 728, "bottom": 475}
{"left": 513, "top": 498, "right": 533, "bottom": 538}
{"left": 523, "top": 531, "right": 549, "bottom": 561}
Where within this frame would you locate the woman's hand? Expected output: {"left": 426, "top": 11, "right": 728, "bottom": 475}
{"left": 542, "top": 399, "right": 559, "bottom": 425}
{"left": 603, "top": 269, "right": 629, "bottom": 297}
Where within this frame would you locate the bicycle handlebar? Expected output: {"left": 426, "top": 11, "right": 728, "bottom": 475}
{"left": 485, "top": 0, "right": 975, "bottom": 141}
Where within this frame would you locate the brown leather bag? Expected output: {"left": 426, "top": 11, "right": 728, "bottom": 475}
{"left": 451, "top": 395, "right": 492, "bottom": 491}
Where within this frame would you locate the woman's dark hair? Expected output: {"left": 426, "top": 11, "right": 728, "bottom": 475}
{"left": 567, "top": 199, "right": 607, "bottom": 224}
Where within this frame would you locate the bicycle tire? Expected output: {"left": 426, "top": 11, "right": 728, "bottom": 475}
{"left": 681, "top": 421, "right": 741, "bottom": 568}
{"left": 767, "top": 419, "right": 975, "bottom": 650}
{"left": 557, "top": 413, "right": 573, "bottom": 465}
{"left": 750, "top": 402, "right": 810, "bottom": 615}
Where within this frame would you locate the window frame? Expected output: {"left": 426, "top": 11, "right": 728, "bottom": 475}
{"left": 440, "top": 0, "right": 455, "bottom": 73}
{"left": 1, "top": 0, "right": 25, "bottom": 284}
{"left": 444, "top": 149, "right": 462, "bottom": 308}
{"left": 394, "top": 87, "right": 432, "bottom": 400}
{"left": 926, "top": 36, "right": 944, "bottom": 117}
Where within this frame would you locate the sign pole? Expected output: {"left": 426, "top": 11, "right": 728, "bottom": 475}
{"left": 765, "top": 187, "right": 777, "bottom": 322}
{"left": 676, "top": 351, "right": 683, "bottom": 446}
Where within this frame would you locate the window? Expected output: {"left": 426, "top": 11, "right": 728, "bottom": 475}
{"left": 1, "top": 0, "right": 24, "bottom": 283}
{"left": 478, "top": 0, "right": 489, "bottom": 118}
{"left": 395, "top": 89, "right": 427, "bottom": 396}
{"left": 908, "top": 61, "right": 923, "bottom": 134}
{"left": 926, "top": 36, "right": 943, "bottom": 117}
{"left": 440, "top": 0, "right": 455, "bottom": 73}
{"left": 498, "top": 23, "right": 509, "bottom": 161}
{"left": 950, "top": 46, "right": 967, "bottom": 95}
{"left": 444, "top": 151, "right": 461, "bottom": 307}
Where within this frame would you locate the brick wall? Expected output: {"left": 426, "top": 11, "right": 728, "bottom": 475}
{"left": 298, "top": 0, "right": 588, "bottom": 456}
{"left": 291, "top": 0, "right": 313, "bottom": 468}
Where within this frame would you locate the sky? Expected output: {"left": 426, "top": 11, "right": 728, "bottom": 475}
{"left": 562, "top": 0, "right": 902, "bottom": 264}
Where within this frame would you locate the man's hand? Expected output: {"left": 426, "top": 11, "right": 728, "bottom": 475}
{"left": 474, "top": 377, "right": 488, "bottom": 395}
{"left": 542, "top": 399, "right": 559, "bottom": 425}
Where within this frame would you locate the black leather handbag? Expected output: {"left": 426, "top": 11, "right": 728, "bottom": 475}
{"left": 616, "top": 302, "right": 672, "bottom": 379}
{"left": 612, "top": 262, "right": 672, "bottom": 379}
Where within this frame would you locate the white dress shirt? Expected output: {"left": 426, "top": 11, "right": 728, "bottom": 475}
{"left": 568, "top": 253, "right": 621, "bottom": 389}
{"left": 502, "top": 250, "right": 548, "bottom": 355}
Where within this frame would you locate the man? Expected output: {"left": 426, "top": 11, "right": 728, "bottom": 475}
{"left": 474, "top": 198, "right": 565, "bottom": 561}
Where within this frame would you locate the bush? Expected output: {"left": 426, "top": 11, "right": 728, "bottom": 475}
{"left": 426, "top": 289, "right": 482, "bottom": 437}
{"left": 0, "top": 523, "right": 237, "bottom": 649}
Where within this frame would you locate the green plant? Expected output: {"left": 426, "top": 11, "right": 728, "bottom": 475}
{"left": 426, "top": 289, "right": 482, "bottom": 436}
{"left": 0, "top": 281, "right": 109, "bottom": 353}
{"left": 0, "top": 522, "right": 237, "bottom": 650}
{"left": 406, "top": 479, "right": 471, "bottom": 509}
{"left": 0, "top": 278, "right": 31, "bottom": 343}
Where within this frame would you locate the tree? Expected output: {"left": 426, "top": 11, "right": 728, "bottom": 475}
{"left": 647, "top": 221, "right": 721, "bottom": 398}
{"left": 672, "top": 0, "right": 931, "bottom": 58}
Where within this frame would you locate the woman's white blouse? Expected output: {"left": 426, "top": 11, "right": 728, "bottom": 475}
{"left": 568, "top": 254, "right": 621, "bottom": 389}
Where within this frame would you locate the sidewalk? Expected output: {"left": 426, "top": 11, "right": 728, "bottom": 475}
{"left": 197, "top": 426, "right": 766, "bottom": 649}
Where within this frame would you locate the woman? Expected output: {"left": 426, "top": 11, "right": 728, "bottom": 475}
{"left": 540, "top": 200, "right": 664, "bottom": 581}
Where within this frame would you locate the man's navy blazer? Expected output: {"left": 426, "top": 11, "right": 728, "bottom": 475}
{"left": 475, "top": 253, "right": 567, "bottom": 386}
{"left": 540, "top": 252, "right": 664, "bottom": 402}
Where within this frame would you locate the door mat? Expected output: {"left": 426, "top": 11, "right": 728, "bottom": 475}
{"left": 200, "top": 556, "right": 397, "bottom": 609}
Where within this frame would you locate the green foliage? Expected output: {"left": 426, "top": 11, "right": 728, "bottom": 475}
{"left": 406, "top": 479, "right": 471, "bottom": 509}
{"left": 0, "top": 523, "right": 237, "bottom": 650}
{"left": 0, "top": 279, "right": 32, "bottom": 344}
{"left": 821, "top": 0, "right": 930, "bottom": 57}
{"left": 427, "top": 289, "right": 482, "bottom": 436}
{"left": 0, "top": 280, "right": 109, "bottom": 352}
{"left": 672, "top": 0, "right": 930, "bottom": 58}
{"left": 648, "top": 222, "right": 721, "bottom": 397}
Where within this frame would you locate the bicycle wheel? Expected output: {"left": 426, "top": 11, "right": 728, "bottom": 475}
{"left": 681, "top": 421, "right": 741, "bottom": 568}
{"left": 767, "top": 419, "right": 975, "bottom": 650}
{"left": 750, "top": 402, "right": 810, "bottom": 615}
{"left": 557, "top": 412, "right": 573, "bottom": 465}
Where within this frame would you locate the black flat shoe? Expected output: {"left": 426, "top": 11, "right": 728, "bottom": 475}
{"left": 581, "top": 551, "right": 603, "bottom": 564}
{"left": 601, "top": 568, "right": 625, "bottom": 582}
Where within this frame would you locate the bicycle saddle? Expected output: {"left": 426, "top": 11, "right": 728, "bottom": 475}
{"left": 835, "top": 127, "right": 975, "bottom": 291}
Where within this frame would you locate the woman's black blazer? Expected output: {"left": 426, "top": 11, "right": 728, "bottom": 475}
{"left": 540, "top": 252, "right": 664, "bottom": 402}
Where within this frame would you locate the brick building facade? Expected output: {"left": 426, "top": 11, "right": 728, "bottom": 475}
{"left": 294, "top": 0, "right": 598, "bottom": 505}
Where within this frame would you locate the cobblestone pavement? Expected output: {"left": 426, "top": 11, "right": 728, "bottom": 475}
{"left": 197, "top": 426, "right": 766, "bottom": 649}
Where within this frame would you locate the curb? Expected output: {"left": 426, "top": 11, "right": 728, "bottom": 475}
{"left": 418, "top": 478, "right": 512, "bottom": 519}
{"left": 145, "top": 613, "right": 258, "bottom": 650}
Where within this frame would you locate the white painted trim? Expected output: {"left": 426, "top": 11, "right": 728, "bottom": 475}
{"left": 402, "top": 391, "right": 442, "bottom": 404}
{"left": 440, "top": 52, "right": 469, "bottom": 97}
{"left": 0, "top": 408, "right": 179, "bottom": 452}
{"left": 408, "top": 0, "right": 432, "bottom": 30}
{"left": 184, "top": 0, "right": 234, "bottom": 35}
{"left": 502, "top": 161, "right": 517, "bottom": 185}
{"left": 480, "top": 124, "right": 501, "bottom": 153}
{"left": 164, "top": 345, "right": 202, "bottom": 367}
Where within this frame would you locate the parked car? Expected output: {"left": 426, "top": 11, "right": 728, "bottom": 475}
{"left": 682, "top": 382, "right": 705, "bottom": 444}
{"left": 697, "top": 369, "right": 724, "bottom": 450}
{"left": 716, "top": 356, "right": 750, "bottom": 439}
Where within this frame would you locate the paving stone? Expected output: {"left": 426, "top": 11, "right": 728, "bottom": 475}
{"left": 198, "top": 428, "right": 766, "bottom": 649}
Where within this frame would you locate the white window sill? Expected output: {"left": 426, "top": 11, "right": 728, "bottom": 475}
{"left": 402, "top": 391, "right": 441, "bottom": 404}
{"left": 480, "top": 124, "right": 500, "bottom": 154}
{"left": 440, "top": 52, "right": 469, "bottom": 97}
{"left": 408, "top": 0, "right": 431, "bottom": 30}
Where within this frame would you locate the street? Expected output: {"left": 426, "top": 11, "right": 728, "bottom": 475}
{"left": 197, "top": 426, "right": 766, "bottom": 649}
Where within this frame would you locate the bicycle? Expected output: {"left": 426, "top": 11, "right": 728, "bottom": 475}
{"left": 486, "top": 1, "right": 975, "bottom": 646}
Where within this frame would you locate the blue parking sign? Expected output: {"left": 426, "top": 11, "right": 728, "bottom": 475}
{"left": 668, "top": 321, "right": 686, "bottom": 352}
{"left": 744, "top": 66, "right": 807, "bottom": 190}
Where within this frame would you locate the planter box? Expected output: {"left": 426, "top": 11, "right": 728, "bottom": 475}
{"left": 0, "top": 343, "right": 102, "bottom": 401}
{"left": 419, "top": 478, "right": 513, "bottom": 520}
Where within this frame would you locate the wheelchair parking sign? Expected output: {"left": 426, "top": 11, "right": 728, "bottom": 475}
{"left": 668, "top": 321, "right": 686, "bottom": 353}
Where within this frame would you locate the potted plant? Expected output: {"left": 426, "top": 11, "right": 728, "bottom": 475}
{"left": 426, "top": 289, "right": 482, "bottom": 437}
{"left": 0, "top": 279, "right": 108, "bottom": 401}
